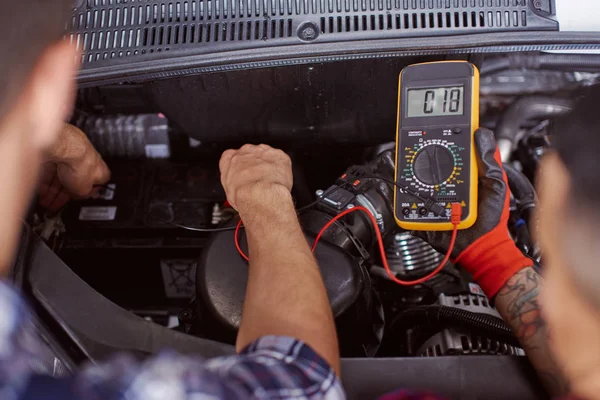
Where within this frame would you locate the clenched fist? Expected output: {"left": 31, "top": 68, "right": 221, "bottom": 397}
{"left": 219, "top": 144, "right": 293, "bottom": 221}
{"left": 39, "top": 123, "right": 111, "bottom": 211}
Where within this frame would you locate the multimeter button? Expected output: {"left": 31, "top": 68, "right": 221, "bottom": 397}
{"left": 452, "top": 127, "right": 462, "bottom": 134}
{"left": 413, "top": 145, "right": 455, "bottom": 186}
{"left": 402, "top": 208, "right": 411, "bottom": 216}
{"left": 418, "top": 207, "right": 428, "bottom": 216}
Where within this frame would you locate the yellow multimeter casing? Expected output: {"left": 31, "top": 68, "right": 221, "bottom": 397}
{"left": 393, "top": 61, "right": 479, "bottom": 231}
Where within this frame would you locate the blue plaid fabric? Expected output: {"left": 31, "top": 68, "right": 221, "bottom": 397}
{"left": 0, "top": 281, "right": 344, "bottom": 400}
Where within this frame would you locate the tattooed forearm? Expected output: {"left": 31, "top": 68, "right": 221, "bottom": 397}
{"left": 495, "top": 267, "right": 569, "bottom": 396}
{"left": 497, "top": 268, "right": 545, "bottom": 346}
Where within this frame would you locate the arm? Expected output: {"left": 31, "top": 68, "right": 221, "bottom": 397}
{"left": 495, "top": 267, "right": 569, "bottom": 396}
{"left": 219, "top": 144, "right": 340, "bottom": 376}
{"left": 417, "top": 129, "right": 567, "bottom": 396}
{"left": 239, "top": 190, "right": 340, "bottom": 375}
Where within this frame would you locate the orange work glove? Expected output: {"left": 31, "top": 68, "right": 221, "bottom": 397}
{"left": 415, "top": 128, "right": 533, "bottom": 299}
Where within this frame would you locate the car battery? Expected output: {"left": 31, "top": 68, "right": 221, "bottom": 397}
{"left": 59, "top": 159, "right": 226, "bottom": 315}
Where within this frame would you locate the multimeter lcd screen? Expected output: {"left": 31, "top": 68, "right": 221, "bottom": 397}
{"left": 407, "top": 86, "right": 464, "bottom": 117}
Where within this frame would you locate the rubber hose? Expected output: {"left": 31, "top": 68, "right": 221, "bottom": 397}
{"left": 495, "top": 96, "right": 573, "bottom": 143}
{"left": 391, "top": 305, "right": 520, "bottom": 348}
{"left": 504, "top": 164, "right": 538, "bottom": 256}
{"left": 481, "top": 54, "right": 600, "bottom": 75}
{"left": 503, "top": 164, "right": 537, "bottom": 217}
{"left": 538, "top": 54, "right": 600, "bottom": 71}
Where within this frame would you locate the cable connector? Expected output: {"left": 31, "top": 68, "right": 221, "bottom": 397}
{"left": 451, "top": 203, "right": 463, "bottom": 225}
{"left": 425, "top": 199, "right": 445, "bottom": 216}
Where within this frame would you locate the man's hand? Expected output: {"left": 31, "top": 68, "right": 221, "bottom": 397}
{"left": 415, "top": 128, "right": 532, "bottom": 299}
{"left": 39, "top": 124, "right": 110, "bottom": 211}
{"left": 219, "top": 144, "right": 293, "bottom": 221}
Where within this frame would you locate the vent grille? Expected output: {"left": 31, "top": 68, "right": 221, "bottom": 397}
{"left": 69, "top": 0, "right": 557, "bottom": 67}
{"left": 69, "top": 1, "right": 295, "bottom": 63}
{"left": 319, "top": 8, "right": 526, "bottom": 33}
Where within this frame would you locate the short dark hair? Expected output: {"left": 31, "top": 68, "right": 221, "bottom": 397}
{"left": 0, "top": 1, "right": 72, "bottom": 119}
{"left": 554, "top": 84, "right": 600, "bottom": 206}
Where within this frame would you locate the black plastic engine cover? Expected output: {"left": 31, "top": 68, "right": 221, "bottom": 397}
{"left": 197, "top": 229, "right": 365, "bottom": 331}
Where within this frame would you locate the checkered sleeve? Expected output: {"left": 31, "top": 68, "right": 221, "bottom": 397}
{"left": 206, "top": 336, "right": 344, "bottom": 399}
{"left": 76, "top": 336, "right": 344, "bottom": 400}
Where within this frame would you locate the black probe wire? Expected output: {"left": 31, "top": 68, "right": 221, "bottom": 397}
{"left": 162, "top": 221, "right": 238, "bottom": 232}
{"left": 146, "top": 213, "right": 239, "bottom": 232}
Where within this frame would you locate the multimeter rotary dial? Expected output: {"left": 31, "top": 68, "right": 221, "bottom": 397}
{"left": 412, "top": 143, "right": 455, "bottom": 186}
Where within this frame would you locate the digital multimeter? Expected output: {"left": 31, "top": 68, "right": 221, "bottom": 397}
{"left": 393, "top": 61, "right": 479, "bottom": 231}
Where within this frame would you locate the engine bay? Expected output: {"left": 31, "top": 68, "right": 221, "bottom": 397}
{"left": 33, "top": 52, "right": 600, "bottom": 362}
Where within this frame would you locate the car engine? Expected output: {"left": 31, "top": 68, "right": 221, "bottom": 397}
{"left": 36, "top": 52, "right": 600, "bottom": 361}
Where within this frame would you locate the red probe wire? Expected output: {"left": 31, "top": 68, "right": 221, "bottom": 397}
{"left": 234, "top": 219, "right": 249, "bottom": 261}
{"left": 234, "top": 203, "right": 462, "bottom": 286}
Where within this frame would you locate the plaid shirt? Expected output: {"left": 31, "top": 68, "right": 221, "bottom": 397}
{"left": 0, "top": 280, "right": 344, "bottom": 400}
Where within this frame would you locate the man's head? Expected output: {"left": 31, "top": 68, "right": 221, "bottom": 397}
{"left": 0, "top": 1, "right": 78, "bottom": 271}
{"left": 538, "top": 84, "right": 600, "bottom": 398}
